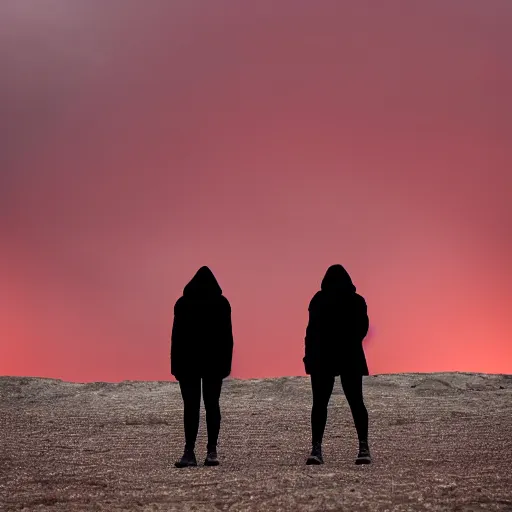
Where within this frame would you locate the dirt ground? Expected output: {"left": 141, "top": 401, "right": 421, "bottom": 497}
{"left": 1, "top": 372, "right": 511, "bottom": 511}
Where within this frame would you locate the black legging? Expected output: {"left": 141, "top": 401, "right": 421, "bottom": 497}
{"left": 178, "top": 377, "right": 223, "bottom": 451}
{"left": 310, "top": 373, "right": 368, "bottom": 445}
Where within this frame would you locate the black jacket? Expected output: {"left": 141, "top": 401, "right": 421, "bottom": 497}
{"left": 303, "top": 265, "right": 369, "bottom": 376}
{"left": 170, "top": 267, "right": 234, "bottom": 380}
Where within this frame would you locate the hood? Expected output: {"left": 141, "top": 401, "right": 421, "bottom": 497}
{"left": 183, "top": 266, "right": 223, "bottom": 296}
{"left": 320, "top": 264, "right": 356, "bottom": 294}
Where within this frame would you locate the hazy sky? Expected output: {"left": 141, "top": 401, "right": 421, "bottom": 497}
{"left": 1, "top": 0, "right": 511, "bottom": 382}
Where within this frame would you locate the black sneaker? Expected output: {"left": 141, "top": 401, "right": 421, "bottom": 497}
{"left": 355, "top": 440, "right": 372, "bottom": 464}
{"left": 306, "top": 442, "right": 324, "bottom": 465}
{"left": 204, "top": 448, "right": 219, "bottom": 467}
{"left": 174, "top": 448, "right": 197, "bottom": 468}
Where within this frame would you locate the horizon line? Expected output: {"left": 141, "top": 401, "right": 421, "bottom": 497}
{"left": 1, "top": 370, "right": 511, "bottom": 385}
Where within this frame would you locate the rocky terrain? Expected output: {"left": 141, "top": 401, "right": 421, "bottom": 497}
{"left": 1, "top": 372, "right": 511, "bottom": 511}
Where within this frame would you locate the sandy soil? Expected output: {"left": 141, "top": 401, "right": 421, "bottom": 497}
{"left": 1, "top": 372, "right": 511, "bottom": 511}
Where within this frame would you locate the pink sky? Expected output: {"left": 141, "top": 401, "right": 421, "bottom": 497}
{"left": 1, "top": 0, "right": 511, "bottom": 382}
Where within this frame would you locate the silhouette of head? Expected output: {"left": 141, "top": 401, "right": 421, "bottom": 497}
{"left": 321, "top": 264, "right": 356, "bottom": 294}
{"left": 183, "top": 266, "right": 223, "bottom": 296}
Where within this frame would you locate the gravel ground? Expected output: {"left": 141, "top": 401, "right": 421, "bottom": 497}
{"left": 1, "top": 372, "right": 511, "bottom": 511}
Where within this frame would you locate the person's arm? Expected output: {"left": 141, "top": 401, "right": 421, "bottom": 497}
{"left": 354, "top": 295, "right": 369, "bottom": 342}
{"left": 304, "top": 298, "right": 321, "bottom": 371}
{"left": 170, "top": 299, "right": 184, "bottom": 377}
{"left": 304, "top": 308, "right": 317, "bottom": 351}
{"left": 219, "top": 297, "right": 234, "bottom": 377}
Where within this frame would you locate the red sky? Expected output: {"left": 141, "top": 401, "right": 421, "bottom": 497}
{"left": 1, "top": 1, "right": 511, "bottom": 382}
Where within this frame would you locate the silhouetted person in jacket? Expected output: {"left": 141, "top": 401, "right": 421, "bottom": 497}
{"left": 170, "top": 266, "right": 234, "bottom": 467}
{"left": 303, "top": 264, "right": 371, "bottom": 465}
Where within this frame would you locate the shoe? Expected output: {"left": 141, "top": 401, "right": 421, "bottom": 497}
{"left": 306, "top": 442, "right": 324, "bottom": 465}
{"left": 204, "top": 448, "right": 219, "bottom": 466}
{"left": 355, "top": 440, "right": 372, "bottom": 464}
{"left": 174, "top": 448, "right": 197, "bottom": 468}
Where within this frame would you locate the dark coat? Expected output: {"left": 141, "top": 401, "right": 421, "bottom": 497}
{"left": 303, "top": 265, "right": 370, "bottom": 376}
{"left": 170, "top": 266, "right": 234, "bottom": 380}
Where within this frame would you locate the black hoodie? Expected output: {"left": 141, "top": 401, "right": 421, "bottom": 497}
{"left": 170, "top": 267, "right": 234, "bottom": 379}
{"left": 304, "top": 264, "right": 369, "bottom": 376}
{"left": 182, "top": 266, "right": 223, "bottom": 297}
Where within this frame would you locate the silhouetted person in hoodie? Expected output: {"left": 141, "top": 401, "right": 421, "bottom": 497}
{"left": 303, "top": 264, "right": 371, "bottom": 465}
{"left": 170, "top": 266, "right": 234, "bottom": 467}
